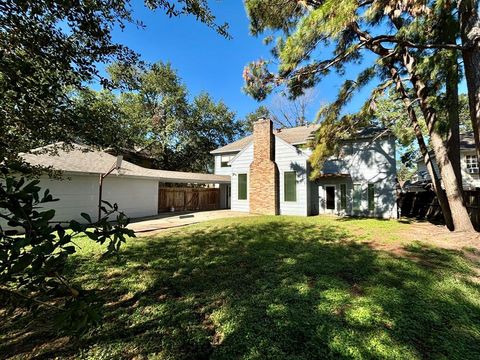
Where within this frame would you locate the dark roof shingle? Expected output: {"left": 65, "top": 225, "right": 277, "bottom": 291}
{"left": 22, "top": 144, "right": 230, "bottom": 183}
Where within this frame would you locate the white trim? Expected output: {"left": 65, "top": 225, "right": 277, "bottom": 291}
{"left": 283, "top": 170, "right": 298, "bottom": 203}
{"left": 228, "top": 141, "right": 253, "bottom": 165}
{"left": 274, "top": 136, "right": 310, "bottom": 159}
{"left": 352, "top": 183, "right": 362, "bottom": 212}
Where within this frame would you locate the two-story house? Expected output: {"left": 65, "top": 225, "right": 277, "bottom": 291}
{"left": 211, "top": 118, "right": 397, "bottom": 218}
{"left": 415, "top": 133, "right": 479, "bottom": 190}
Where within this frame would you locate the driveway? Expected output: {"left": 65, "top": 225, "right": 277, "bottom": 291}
{"left": 128, "top": 210, "right": 252, "bottom": 236}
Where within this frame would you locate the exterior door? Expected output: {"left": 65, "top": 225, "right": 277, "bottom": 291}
{"left": 325, "top": 185, "right": 336, "bottom": 214}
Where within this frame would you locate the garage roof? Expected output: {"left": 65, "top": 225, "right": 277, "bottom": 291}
{"left": 22, "top": 144, "right": 230, "bottom": 184}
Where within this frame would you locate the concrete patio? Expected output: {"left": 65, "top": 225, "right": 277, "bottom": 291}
{"left": 128, "top": 210, "right": 252, "bottom": 236}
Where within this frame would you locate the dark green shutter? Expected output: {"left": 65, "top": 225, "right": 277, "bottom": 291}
{"left": 284, "top": 172, "right": 297, "bottom": 202}
{"left": 238, "top": 174, "right": 247, "bottom": 200}
{"left": 340, "top": 184, "right": 347, "bottom": 210}
{"left": 368, "top": 183, "right": 375, "bottom": 211}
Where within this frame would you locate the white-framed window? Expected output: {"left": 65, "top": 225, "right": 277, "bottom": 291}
{"left": 221, "top": 154, "right": 234, "bottom": 168}
{"left": 353, "top": 184, "right": 362, "bottom": 211}
{"left": 238, "top": 173, "right": 248, "bottom": 200}
{"left": 284, "top": 171, "right": 297, "bottom": 202}
{"left": 465, "top": 155, "right": 479, "bottom": 169}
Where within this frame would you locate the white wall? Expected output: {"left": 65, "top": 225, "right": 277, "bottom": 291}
{"left": 317, "top": 136, "right": 397, "bottom": 219}
{"left": 276, "top": 139, "right": 309, "bottom": 216}
{"left": 2, "top": 174, "right": 159, "bottom": 229}
{"left": 416, "top": 149, "right": 480, "bottom": 190}
{"left": 230, "top": 144, "right": 253, "bottom": 212}
{"left": 213, "top": 152, "right": 238, "bottom": 176}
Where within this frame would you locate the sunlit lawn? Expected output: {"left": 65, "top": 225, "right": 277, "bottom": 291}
{"left": 2, "top": 216, "right": 480, "bottom": 359}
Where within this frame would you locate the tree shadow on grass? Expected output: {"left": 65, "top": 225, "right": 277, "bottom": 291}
{"left": 1, "top": 218, "right": 480, "bottom": 359}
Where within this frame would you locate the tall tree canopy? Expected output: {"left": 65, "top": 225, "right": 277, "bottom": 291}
{"left": 0, "top": 0, "right": 230, "bottom": 329}
{"left": 0, "top": 0, "right": 228, "bottom": 163}
{"left": 243, "top": 0, "right": 477, "bottom": 232}
{"left": 104, "top": 62, "right": 244, "bottom": 172}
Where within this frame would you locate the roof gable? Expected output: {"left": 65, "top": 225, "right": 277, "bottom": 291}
{"left": 211, "top": 125, "right": 319, "bottom": 154}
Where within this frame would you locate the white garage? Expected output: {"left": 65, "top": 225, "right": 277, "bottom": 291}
{"left": 9, "top": 144, "right": 230, "bottom": 226}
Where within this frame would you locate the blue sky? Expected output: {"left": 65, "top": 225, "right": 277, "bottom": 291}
{"left": 102, "top": 1, "right": 376, "bottom": 122}
{"left": 105, "top": 1, "right": 466, "bottom": 123}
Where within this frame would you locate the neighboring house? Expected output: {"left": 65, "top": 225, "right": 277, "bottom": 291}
{"left": 3, "top": 144, "right": 229, "bottom": 227}
{"left": 415, "top": 133, "right": 479, "bottom": 190}
{"left": 211, "top": 118, "right": 397, "bottom": 218}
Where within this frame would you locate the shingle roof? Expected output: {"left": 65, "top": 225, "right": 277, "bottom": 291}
{"left": 211, "top": 124, "right": 391, "bottom": 154}
{"left": 415, "top": 133, "right": 477, "bottom": 162}
{"left": 460, "top": 133, "right": 476, "bottom": 149}
{"left": 22, "top": 144, "right": 230, "bottom": 184}
{"left": 211, "top": 124, "right": 320, "bottom": 154}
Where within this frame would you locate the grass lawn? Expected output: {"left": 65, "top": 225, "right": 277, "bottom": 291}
{"left": 2, "top": 216, "right": 480, "bottom": 359}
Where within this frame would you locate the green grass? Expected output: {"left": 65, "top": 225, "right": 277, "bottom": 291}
{"left": 2, "top": 216, "right": 480, "bottom": 359}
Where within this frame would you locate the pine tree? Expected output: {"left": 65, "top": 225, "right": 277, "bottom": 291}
{"left": 243, "top": 0, "right": 474, "bottom": 232}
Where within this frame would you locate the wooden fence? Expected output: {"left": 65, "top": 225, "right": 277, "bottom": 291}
{"left": 399, "top": 190, "right": 480, "bottom": 229}
{"left": 158, "top": 187, "right": 220, "bottom": 213}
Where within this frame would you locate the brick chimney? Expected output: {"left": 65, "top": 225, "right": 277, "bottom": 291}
{"left": 249, "top": 118, "right": 279, "bottom": 215}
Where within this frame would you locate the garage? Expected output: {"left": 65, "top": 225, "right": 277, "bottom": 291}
{"left": 13, "top": 144, "right": 230, "bottom": 225}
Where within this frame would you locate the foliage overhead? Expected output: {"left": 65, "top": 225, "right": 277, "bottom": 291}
{"left": 243, "top": 0, "right": 469, "bottom": 170}
{"left": 0, "top": 0, "right": 228, "bottom": 162}
{"left": 105, "top": 62, "right": 244, "bottom": 172}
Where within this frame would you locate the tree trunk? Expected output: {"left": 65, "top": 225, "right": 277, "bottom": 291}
{"left": 352, "top": 22, "right": 474, "bottom": 231}
{"left": 459, "top": 0, "right": 480, "bottom": 160}
{"left": 445, "top": 56, "right": 463, "bottom": 192}
{"left": 401, "top": 49, "right": 475, "bottom": 232}
{"left": 388, "top": 65, "right": 455, "bottom": 230}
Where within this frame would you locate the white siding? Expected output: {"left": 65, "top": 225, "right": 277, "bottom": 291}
{"left": 276, "top": 139, "right": 309, "bottom": 216}
{"left": 461, "top": 150, "right": 480, "bottom": 189}
{"left": 2, "top": 174, "right": 159, "bottom": 229}
{"left": 230, "top": 144, "right": 253, "bottom": 212}
{"left": 213, "top": 153, "right": 238, "bottom": 176}
{"left": 416, "top": 149, "right": 480, "bottom": 190}
{"left": 317, "top": 136, "right": 397, "bottom": 219}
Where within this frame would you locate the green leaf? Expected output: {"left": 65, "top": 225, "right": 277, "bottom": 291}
{"left": 80, "top": 212, "right": 92, "bottom": 223}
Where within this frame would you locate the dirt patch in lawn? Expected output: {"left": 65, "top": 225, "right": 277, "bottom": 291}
{"left": 357, "top": 221, "right": 480, "bottom": 255}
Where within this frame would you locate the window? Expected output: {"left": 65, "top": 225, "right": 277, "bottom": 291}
{"left": 284, "top": 171, "right": 297, "bottom": 202}
{"left": 238, "top": 174, "right": 247, "bottom": 200}
{"left": 466, "top": 155, "right": 479, "bottom": 169}
{"left": 368, "top": 183, "right": 375, "bottom": 211}
{"left": 221, "top": 154, "right": 234, "bottom": 167}
{"left": 340, "top": 184, "right": 347, "bottom": 210}
{"left": 353, "top": 184, "right": 362, "bottom": 210}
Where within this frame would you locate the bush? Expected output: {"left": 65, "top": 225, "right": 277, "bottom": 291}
{"left": 0, "top": 171, "right": 135, "bottom": 331}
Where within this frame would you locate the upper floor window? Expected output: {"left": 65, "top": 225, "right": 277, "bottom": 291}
{"left": 221, "top": 154, "right": 234, "bottom": 167}
{"left": 466, "top": 155, "right": 479, "bottom": 169}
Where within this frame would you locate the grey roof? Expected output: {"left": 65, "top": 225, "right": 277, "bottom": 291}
{"left": 211, "top": 124, "right": 391, "bottom": 154}
{"left": 460, "top": 133, "right": 476, "bottom": 149}
{"left": 22, "top": 144, "right": 230, "bottom": 184}
{"left": 211, "top": 124, "right": 320, "bottom": 154}
{"left": 415, "top": 133, "right": 477, "bottom": 162}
